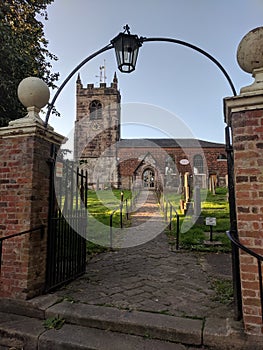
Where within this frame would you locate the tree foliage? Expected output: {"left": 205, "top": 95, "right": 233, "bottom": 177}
{"left": 0, "top": 0, "right": 59, "bottom": 126}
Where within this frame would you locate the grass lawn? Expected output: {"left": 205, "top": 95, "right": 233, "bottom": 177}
{"left": 165, "top": 187, "right": 232, "bottom": 252}
{"left": 86, "top": 189, "right": 131, "bottom": 256}
{"left": 86, "top": 187, "right": 231, "bottom": 256}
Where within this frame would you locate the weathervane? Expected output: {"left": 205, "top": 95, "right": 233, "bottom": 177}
{"left": 95, "top": 60, "right": 107, "bottom": 83}
{"left": 123, "top": 24, "right": 131, "bottom": 34}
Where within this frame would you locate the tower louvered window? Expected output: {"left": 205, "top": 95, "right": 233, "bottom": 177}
{"left": 89, "top": 100, "right": 102, "bottom": 120}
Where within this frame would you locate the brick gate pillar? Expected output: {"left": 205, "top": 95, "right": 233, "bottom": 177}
{"left": 224, "top": 27, "right": 263, "bottom": 335}
{"left": 0, "top": 78, "right": 64, "bottom": 299}
{"left": 225, "top": 94, "right": 263, "bottom": 335}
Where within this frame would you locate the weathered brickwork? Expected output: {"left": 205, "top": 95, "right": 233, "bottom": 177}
{"left": 231, "top": 110, "right": 263, "bottom": 335}
{"left": 117, "top": 141, "right": 227, "bottom": 189}
{"left": 225, "top": 92, "right": 263, "bottom": 336}
{"left": 0, "top": 125, "right": 63, "bottom": 299}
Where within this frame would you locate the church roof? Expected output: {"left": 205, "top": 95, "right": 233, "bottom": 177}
{"left": 118, "top": 138, "right": 225, "bottom": 148}
{"left": 118, "top": 158, "right": 141, "bottom": 175}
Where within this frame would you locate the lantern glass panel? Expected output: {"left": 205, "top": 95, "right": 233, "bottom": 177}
{"left": 111, "top": 33, "right": 141, "bottom": 73}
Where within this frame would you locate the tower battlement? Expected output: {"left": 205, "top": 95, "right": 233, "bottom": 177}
{"left": 74, "top": 72, "right": 121, "bottom": 189}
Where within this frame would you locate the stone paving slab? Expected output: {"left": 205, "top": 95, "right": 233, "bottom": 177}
{"left": 112, "top": 190, "right": 167, "bottom": 248}
{"left": 52, "top": 191, "right": 234, "bottom": 319}
{"left": 54, "top": 234, "right": 233, "bottom": 320}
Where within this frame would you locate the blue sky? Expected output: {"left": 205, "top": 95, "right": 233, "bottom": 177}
{"left": 43, "top": 0, "right": 263, "bottom": 143}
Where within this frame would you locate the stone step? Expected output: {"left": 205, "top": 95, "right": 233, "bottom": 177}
{"left": 0, "top": 311, "right": 44, "bottom": 350}
{"left": 0, "top": 297, "right": 45, "bottom": 320}
{"left": 0, "top": 311, "right": 186, "bottom": 350}
{"left": 39, "top": 323, "right": 187, "bottom": 350}
{"left": 0, "top": 298, "right": 263, "bottom": 349}
{"left": 46, "top": 301, "right": 203, "bottom": 346}
{"left": 44, "top": 301, "right": 263, "bottom": 350}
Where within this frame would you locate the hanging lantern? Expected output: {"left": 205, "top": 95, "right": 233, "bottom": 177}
{"left": 111, "top": 25, "right": 142, "bottom": 73}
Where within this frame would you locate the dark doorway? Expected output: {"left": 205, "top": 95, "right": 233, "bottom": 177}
{"left": 143, "top": 169, "right": 155, "bottom": 188}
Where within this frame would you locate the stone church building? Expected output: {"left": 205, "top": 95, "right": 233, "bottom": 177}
{"left": 74, "top": 74, "right": 227, "bottom": 190}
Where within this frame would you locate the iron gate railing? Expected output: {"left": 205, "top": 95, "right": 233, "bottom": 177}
{"left": 109, "top": 191, "right": 140, "bottom": 248}
{"left": 0, "top": 225, "right": 45, "bottom": 274}
{"left": 45, "top": 145, "right": 88, "bottom": 292}
{"left": 166, "top": 200, "right": 180, "bottom": 250}
{"left": 225, "top": 125, "right": 243, "bottom": 321}
{"left": 159, "top": 195, "right": 180, "bottom": 250}
{"left": 227, "top": 230, "right": 263, "bottom": 323}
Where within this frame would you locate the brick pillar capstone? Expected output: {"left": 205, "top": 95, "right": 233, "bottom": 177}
{"left": 0, "top": 77, "right": 65, "bottom": 299}
{"left": 224, "top": 26, "right": 263, "bottom": 335}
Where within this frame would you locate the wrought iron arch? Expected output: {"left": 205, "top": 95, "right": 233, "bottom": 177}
{"left": 43, "top": 27, "right": 241, "bottom": 321}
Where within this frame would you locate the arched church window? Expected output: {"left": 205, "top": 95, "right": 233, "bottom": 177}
{"left": 193, "top": 154, "right": 203, "bottom": 174}
{"left": 89, "top": 100, "right": 102, "bottom": 120}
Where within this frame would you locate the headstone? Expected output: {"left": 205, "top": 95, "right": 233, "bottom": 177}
{"left": 177, "top": 173, "right": 183, "bottom": 194}
{"left": 209, "top": 175, "right": 216, "bottom": 195}
{"left": 193, "top": 186, "right": 201, "bottom": 220}
{"left": 184, "top": 172, "right": 190, "bottom": 203}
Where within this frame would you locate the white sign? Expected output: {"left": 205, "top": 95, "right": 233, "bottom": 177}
{"left": 179, "top": 159, "right": 189, "bottom": 165}
{"left": 56, "top": 162, "right": 63, "bottom": 178}
{"left": 206, "top": 217, "right": 216, "bottom": 226}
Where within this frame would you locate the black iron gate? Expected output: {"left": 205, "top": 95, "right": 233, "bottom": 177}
{"left": 45, "top": 144, "right": 88, "bottom": 292}
{"left": 225, "top": 126, "right": 242, "bottom": 321}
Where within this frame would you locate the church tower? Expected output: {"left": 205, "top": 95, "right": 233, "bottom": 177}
{"left": 74, "top": 73, "right": 121, "bottom": 188}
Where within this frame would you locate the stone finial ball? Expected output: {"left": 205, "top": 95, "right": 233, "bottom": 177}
{"left": 237, "top": 26, "right": 263, "bottom": 73}
{"left": 17, "top": 77, "right": 50, "bottom": 109}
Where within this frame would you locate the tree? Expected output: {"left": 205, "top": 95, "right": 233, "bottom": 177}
{"left": 0, "top": 0, "right": 59, "bottom": 126}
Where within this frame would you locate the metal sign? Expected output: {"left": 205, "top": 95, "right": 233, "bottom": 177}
{"left": 206, "top": 217, "right": 216, "bottom": 226}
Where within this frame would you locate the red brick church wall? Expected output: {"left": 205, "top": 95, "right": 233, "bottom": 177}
{"left": 117, "top": 145, "right": 227, "bottom": 189}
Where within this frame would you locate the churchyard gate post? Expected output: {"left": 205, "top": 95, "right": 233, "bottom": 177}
{"left": 224, "top": 26, "right": 263, "bottom": 335}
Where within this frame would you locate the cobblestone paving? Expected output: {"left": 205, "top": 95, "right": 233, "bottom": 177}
{"left": 55, "top": 191, "right": 234, "bottom": 320}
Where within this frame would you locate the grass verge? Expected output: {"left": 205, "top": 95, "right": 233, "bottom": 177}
{"left": 166, "top": 187, "right": 231, "bottom": 252}
{"left": 87, "top": 189, "right": 131, "bottom": 254}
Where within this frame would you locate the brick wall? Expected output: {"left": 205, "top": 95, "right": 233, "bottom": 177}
{"left": 117, "top": 145, "right": 227, "bottom": 189}
{"left": 231, "top": 109, "right": 263, "bottom": 335}
{"left": 0, "top": 125, "right": 64, "bottom": 299}
{"left": 225, "top": 92, "right": 263, "bottom": 336}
